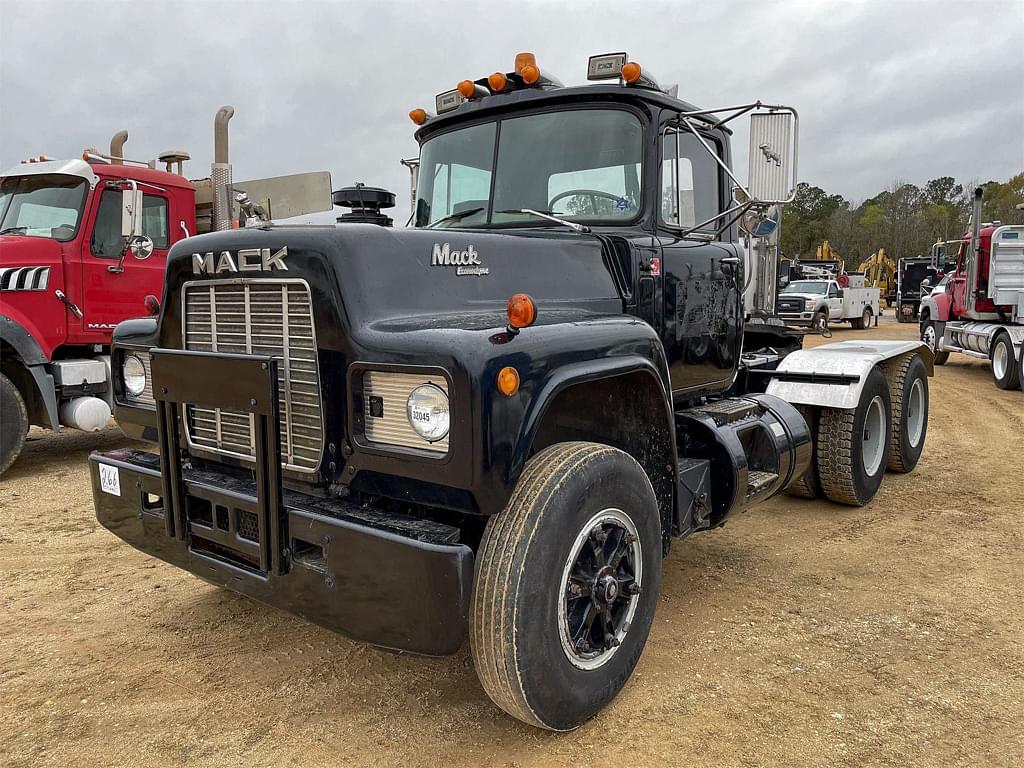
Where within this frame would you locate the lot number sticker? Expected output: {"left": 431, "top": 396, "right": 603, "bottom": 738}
{"left": 99, "top": 464, "right": 121, "bottom": 496}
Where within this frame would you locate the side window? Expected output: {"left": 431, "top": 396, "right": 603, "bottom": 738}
{"left": 661, "top": 128, "right": 720, "bottom": 230}
{"left": 828, "top": 283, "right": 839, "bottom": 297}
{"left": 91, "top": 190, "right": 169, "bottom": 257}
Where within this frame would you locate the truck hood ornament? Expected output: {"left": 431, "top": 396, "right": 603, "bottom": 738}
{"left": 431, "top": 242, "right": 489, "bottom": 276}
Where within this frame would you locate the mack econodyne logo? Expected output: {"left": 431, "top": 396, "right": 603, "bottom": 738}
{"left": 192, "top": 247, "right": 289, "bottom": 275}
{"left": 431, "top": 242, "right": 489, "bottom": 276}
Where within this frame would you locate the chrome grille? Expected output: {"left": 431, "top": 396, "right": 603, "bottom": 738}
{"left": 182, "top": 279, "right": 324, "bottom": 472}
{"left": 363, "top": 371, "right": 449, "bottom": 453}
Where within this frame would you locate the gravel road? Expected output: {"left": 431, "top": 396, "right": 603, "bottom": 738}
{"left": 2, "top": 316, "right": 1021, "bottom": 767}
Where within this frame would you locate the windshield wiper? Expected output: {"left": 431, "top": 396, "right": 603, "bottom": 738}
{"left": 501, "top": 209, "right": 590, "bottom": 234}
{"left": 426, "top": 207, "right": 484, "bottom": 229}
{"left": 0, "top": 226, "right": 27, "bottom": 236}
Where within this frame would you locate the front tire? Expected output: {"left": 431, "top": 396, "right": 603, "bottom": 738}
{"left": 817, "top": 366, "right": 891, "bottom": 506}
{"left": 991, "top": 333, "right": 1021, "bottom": 390}
{"left": 811, "top": 309, "right": 828, "bottom": 332}
{"left": 470, "top": 442, "right": 662, "bottom": 731}
{"left": 887, "top": 354, "right": 929, "bottom": 473}
{"left": 921, "top": 319, "right": 949, "bottom": 365}
{"left": 0, "top": 372, "right": 29, "bottom": 476}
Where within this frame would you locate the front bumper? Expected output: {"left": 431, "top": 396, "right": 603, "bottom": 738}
{"left": 91, "top": 449, "right": 473, "bottom": 655}
{"left": 91, "top": 348, "right": 473, "bottom": 656}
{"left": 778, "top": 311, "right": 814, "bottom": 326}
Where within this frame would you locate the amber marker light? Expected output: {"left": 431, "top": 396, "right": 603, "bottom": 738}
{"left": 457, "top": 80, "right": 477, "bottom": 98}
{"left": 506, "top": 293, "right": 537, "bottom": 332}
{"left": 409, "top": 108, "right": 428, "bottom": 125}
{"left": 488, "top": 71, "right": 508, "bottom": 92}
{"left": 621, "top": 61, "right": 642, "bottom": 84}
{"left": 520, "top": 64, "right": 541, "bottom": 85}
{"left": 514, "top": 52, "right": 537, "bottom": 74}
{"left": 497, "top": 366, "right": 521, "bottom": 396}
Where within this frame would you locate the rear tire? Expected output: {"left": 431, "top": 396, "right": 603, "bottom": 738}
{"left": 786, "top": 405, "right": 821, "bottom": 498}
{"left": 886, "top": 354, "right": 929, "bottom": 473}
{"left": 470, "top": 442, "right": 662, "bottom": 731}
{"left": 991, "top": 333, "right": 1021, "bottom": 390}
{"left": 0, "top": 372, "right": 29, "bottom": 476}
{"left": 921, "top": 319, "right": 949, "bottom": 365}
{"left": 817, "top": 366, "right": 891, "bottom": 506}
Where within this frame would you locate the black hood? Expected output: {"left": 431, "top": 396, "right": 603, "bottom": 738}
{"left": 163, "top": 223, "right": 625, "bottom": 332}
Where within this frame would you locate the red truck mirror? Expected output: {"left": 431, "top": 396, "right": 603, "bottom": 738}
{"left": 121, "top": 187, "right": 142, "bottom": 238}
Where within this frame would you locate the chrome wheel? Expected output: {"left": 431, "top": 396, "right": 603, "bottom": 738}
{"left": 922, "top": 324, "right": 938, "bottom": 351}
{"left": 906, "top": 377, "right": 925, "bottom": 448}
{"left": 993, "top": 342, "right": 1008, "bottom": 380}
{"left": 861, "top": 395, "right": 886, "bottom": 476}
{"left": 558, "top": 508, "right": 642, "bottom": 671}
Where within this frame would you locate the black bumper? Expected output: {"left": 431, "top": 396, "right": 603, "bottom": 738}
{"left": 91, "top": 348, "right": 473, "bottom": 656}
{"left": 90, "top": 449, "right": 473, "bottom": 655}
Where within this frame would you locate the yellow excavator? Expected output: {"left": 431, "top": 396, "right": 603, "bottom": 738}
{"left": 856, "top": 247, "right": 897, "bottom": 306}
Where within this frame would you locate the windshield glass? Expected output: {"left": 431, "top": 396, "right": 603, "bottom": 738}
{"left": 0, "top": 175, "right": 88, "bottom": 241}
{"left": 782, "top": 280, "right": 829, "bottom": 295}
{"left": 415, "top": 108, "right": 643, "bottom": 228}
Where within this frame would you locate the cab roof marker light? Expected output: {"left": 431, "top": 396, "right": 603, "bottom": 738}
{"left": 587, "top": 52, "right": 628, "bottom": 80}
{"left": 435, "top": 89, "right": 467, "bottom": 114}
{"left": 488, "top": 71, "right": 509, "bottom": 92}
{"left": 457, "top": 80, "right": 490, "bottom": 100}
{"left": 514, "top": 52, "right": 537, "bottom": 74}
{"left": 621, "top": 61, "right": 661, "bottom": 91}
{"left": 409, "top": 108, "right": 432, "bottom": 125}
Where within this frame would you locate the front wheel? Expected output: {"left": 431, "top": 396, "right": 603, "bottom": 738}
{"left": 811, "top": 309, "right": 828, "bottom": 333}
{"left": 470, "top": 442, "right": 662, "bottom": 730}
{"left": 991, "top": 333, "right": 1021, "bottom": 390}
{"left": 921, "top": 319, "right": 949, "bottom": 365}
{"left": 0, "top": 372, "right": 29, "bottom": 476}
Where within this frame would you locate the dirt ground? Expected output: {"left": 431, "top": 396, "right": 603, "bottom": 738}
{"left": 2, "top": 315, "right": 1022, "bottom": 768}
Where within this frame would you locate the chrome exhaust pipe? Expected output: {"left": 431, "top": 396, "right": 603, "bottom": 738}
{"left": 109, "top": 130, "right": 128, "bottom": 165}
{"left": 212, "top": 106, "right": 235, "bottom": 231}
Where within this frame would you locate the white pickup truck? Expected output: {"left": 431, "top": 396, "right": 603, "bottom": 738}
{"left": 776, "top": 274, "right": 880, "bottom": 330}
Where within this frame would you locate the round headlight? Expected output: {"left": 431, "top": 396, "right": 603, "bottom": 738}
{"left": 123, "top": 354, "right": 147, "bottom": 397}
{"left": 406, "top": 383, "right": 450, "bottom": 442}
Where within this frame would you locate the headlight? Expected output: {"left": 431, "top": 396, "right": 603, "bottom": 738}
{"left": 406, "top": 383, "right": 450, "bottom": 442}
{"left": 123, "top": 354, "right": 147, "bottom": 397}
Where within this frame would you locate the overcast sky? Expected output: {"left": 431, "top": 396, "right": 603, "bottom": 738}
{"left": 2, "top": 0, "right": 1021, "bottom": 218}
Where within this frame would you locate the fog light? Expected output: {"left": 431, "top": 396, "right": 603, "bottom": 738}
{"left": 406, "top": 383, "right": 450, "bottom": 442}
{"left": 123, "top": 354, "right": 146, "bottom": 397}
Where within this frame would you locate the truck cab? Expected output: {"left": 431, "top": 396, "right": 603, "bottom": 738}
{"left": 89, "top": 51, "right": 932, "bottom": 731}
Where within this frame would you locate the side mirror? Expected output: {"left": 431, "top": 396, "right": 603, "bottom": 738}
{"left": 740, "top": 202, "right": 781, "bottom": 238}
{"left": 129, "top": 235, "right": 154, "bottom": 260}
{"left": 746, "top": 110, "right": 798, "bottom": 204}
{"left": 121, "top": 188, "right": 143, "bottom": 238}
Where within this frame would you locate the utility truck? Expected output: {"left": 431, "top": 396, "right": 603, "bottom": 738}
{"left": 0, "top": 109, "right": 332, "bottom": 474}
{"left": 777, "top": 274, "right": 879, "bottom": 330}
{"left": 920, "top": 188, "right": 1024, "bottom": 389}
{"left": 89, "top": 51, "right": 932, "bottom": 731}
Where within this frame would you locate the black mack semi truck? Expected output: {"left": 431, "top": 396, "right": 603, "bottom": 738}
{"left": 90, "top": 52, "right": 932, "bottom": 731}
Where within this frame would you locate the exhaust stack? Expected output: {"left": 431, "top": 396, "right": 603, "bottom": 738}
{"left": 212, "top": 106, "right": 235, "bottom": 231}
{"left": 109, "top": 130, "right": 128, "bottom": 165}
{"left": 966, "top": 187, "right": 984, "bottom": 312}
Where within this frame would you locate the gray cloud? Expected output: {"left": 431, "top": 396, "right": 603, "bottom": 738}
{"left": 2, "top": 0, "right": 1021, "bottom": 217}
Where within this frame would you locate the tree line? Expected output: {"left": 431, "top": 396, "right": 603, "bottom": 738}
{"left": 780, "top": 172, "right": 1024, "bottom": 264}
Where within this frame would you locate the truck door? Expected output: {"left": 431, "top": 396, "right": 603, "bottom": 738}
{"left": 827, "top": 281, "right": 843, "bottom": 318}
{"left": 950, "top": 241, "right": 969, "bottom": 318}
{"left": 658, "top": 125, "right": 742, "bottom": 394}
{"left": 80, "top": 186, "right": 170, "bottom": 338}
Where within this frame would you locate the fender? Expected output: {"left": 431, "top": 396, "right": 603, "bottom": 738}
{"left": 765, "top": 340, "right": 933, "bottom": 410}
{"left": 511, "top": 352, "right": 676, "bottom": 481}
{"left": 0, "top": 313, "right": 60, "bottom": 429}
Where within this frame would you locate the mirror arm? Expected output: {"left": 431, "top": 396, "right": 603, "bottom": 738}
{"left": 677, "top": 199, "right": 752, "bottom": 239}
{"left": 679, "top": 115, "right": 751, "bottom": 201}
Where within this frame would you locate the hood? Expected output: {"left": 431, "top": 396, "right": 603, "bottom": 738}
{"left": 0, "top": 235, "right": 65, "bottom": 290}
{"left": 778, "top": 292, "right": 823, "bottom": 302}
{"left": 164, "top": 223, "right": 626, "bottom": 331}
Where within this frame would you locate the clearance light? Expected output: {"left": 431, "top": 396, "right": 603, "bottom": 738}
{"left": 409, "top": 108, "right": 429, "bottom": 125}
{"left": 488, "top": 71, "right": 508, "bottom": 92}
{"left": 457, "top": 79, "right": 489, "bottom": 99}
{"left": 506, "top": 293, "right": 537, "bottom": 331}
{"left": 497, "top": 366, "right": 520, "bottom": 397}
{"left": 435, "top": 89, "right": 467, "bottom": 114}
{"left": 520, "top": 64, "right": 541, "bottom": 85}
{"left": 514, "top": 52, "right": 537, "bottom": 74}
{"left": 621, "top": 61, "right": 642, "bottom": 84}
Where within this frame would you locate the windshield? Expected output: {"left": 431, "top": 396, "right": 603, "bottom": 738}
{"left": 782, "top": 280, "right": 829, "bottom": 295}
{"left": 415, "top": 108, "right": 643, "bottom": 228}
{"left": 0, "top": 174, "right": 88, "bottom": 241}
